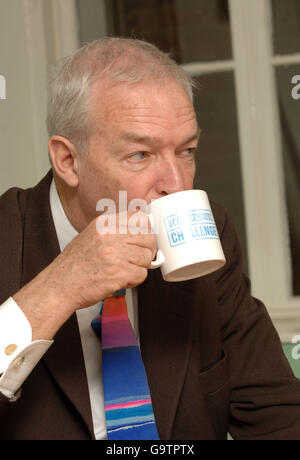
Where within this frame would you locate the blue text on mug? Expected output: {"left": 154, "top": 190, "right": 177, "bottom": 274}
{"left": 164, "top": 209, "right": 219, "bottom": 247}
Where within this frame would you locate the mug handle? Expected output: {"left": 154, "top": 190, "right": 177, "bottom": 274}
{"left": 149, "top": 248, "right": 165, "bottom": 269}
{"left": 148, "top": 213, "right": 165, "bottom": 269}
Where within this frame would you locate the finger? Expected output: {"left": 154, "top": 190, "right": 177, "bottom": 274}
{"left": 127, "top": 233, "right": 157, "bottom": 257}
{"left": 125, "top": 266, "right": 148, "bottom": 288}
{"left": 127, "top": 247, "right": 154, "bottom": 268}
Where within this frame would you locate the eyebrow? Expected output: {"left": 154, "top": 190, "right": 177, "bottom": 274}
{"left": 120, "top": 127, "right": 201, "bottom": 148}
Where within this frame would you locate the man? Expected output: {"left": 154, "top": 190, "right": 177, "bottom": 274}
{"left": 0, "top": 37, "right": 299, "bottom": 440}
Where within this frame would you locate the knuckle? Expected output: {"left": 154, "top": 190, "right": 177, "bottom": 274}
{"left": 146, "top": 248, "right": 154, "bottom": 265}
{"left": 136, "top": 267, "right": 148, "bottom": 284}
{"left": 152, "top": 234, "right": 157, "bottom": 249}
{"left": 128, "top": 267, "right": 147, "bottom": 287}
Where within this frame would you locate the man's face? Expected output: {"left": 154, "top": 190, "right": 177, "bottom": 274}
{"left": 76, "top": 78, "right": 200, "bottom": 226}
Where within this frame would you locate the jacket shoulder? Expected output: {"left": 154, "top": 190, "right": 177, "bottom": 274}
{"left": 210, "top": 200, "right": 230, "bottom": 236}
{"left": 0, "top": 171, "right": 53, "bottom": 303}
{"left": 0, "top": 185, "right": 31, "bottom": 217}
{"left": 0, "top": 170, "right": 53, "bottom": 219}
{"left": 0, "top": 186, "right": 30, "bottom": 302}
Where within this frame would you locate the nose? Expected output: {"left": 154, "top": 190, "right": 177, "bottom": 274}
{"left": 155, "top": 157, "right": 186, "bottom": 196}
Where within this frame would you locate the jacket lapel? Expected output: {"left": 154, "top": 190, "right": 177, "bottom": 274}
{"left": 138, "top": 269, "right": 202, "bottom": 439}
{"left": 43, "top": 314, "right": 95, "bottom": 438}
{"left": 21, "top": 171, "right": 94, "bottom": 439}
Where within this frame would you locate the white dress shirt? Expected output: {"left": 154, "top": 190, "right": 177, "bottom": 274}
{"left": 0, "top": 179, "right": 139, "bottom": 440}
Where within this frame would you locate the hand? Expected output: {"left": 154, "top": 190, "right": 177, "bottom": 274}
{"left": 49, "top": 210, "right": 156, "bottom": 309}
{"left": 13, "top": 211, "right": 156, "bottom": 340}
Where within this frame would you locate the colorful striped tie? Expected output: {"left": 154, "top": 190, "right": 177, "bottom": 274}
{"left": 91, "top": 290, "right": 159, "bottom": 440}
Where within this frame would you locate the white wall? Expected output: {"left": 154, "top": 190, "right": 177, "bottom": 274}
{"left": 0, "top": 0, "right": 79, "bottom": 195}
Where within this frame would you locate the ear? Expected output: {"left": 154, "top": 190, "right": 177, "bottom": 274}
{"left": 48, "top": 136, "right": 80, "bottom": 187}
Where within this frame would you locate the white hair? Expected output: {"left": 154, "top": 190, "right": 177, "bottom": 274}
{"left": 46, "top": 37, "right": 196, "bottom": 155}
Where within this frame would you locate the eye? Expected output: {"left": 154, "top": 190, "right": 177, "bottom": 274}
{"left": 180, "top": 148, "right": 196, "bottom": 156}
{"left": 129, "top": 151, "right": 147, "bottom": 161}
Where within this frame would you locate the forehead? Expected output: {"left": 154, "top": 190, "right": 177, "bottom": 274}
{"left": 90, "top": 78, "right": 196, "bottom": 132}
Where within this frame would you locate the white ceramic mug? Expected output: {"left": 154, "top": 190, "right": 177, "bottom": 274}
{"left": 147, "top": 190, "right": 226, "bottom": 282}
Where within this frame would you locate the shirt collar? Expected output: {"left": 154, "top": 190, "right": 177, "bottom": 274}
{"left": 49, "top": 179, "right": 78, "bottom": 252}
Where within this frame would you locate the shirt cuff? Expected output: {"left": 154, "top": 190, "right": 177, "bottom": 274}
{"left": 0, "top": 340, "right": 53, "bottom": 400}
{"left": 0, "top": 297, "right": 53, "bottom": 400}
{"left": 0, "top": 297, "right": 33, "bottom": 373}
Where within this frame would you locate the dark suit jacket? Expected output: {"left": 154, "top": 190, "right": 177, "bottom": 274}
{"left": 0, "top": 171, "right": 300, "bottom": 440}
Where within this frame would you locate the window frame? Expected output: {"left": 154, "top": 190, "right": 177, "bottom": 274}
{"left": 182, "top": 0, "right": 300, "bottom": 341}
{"left": 230, "top": 0, "right": 300, "bottom": 341}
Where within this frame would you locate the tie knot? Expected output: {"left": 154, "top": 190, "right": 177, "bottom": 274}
{"left": 111, "top": 289, "right": 126, "bottom": 297}
{"left": 103, "top": 294, "right": 127, "bottom": 317}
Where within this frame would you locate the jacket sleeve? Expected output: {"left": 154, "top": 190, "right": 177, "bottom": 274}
{"left": 0, "top": 391, "right": 14, "bottom": 414}
{"left": 213, "top": 206, "right": 300, "bottom": 440}
{"left": 0, "top": 188, "right": 27, "bottom": 412}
